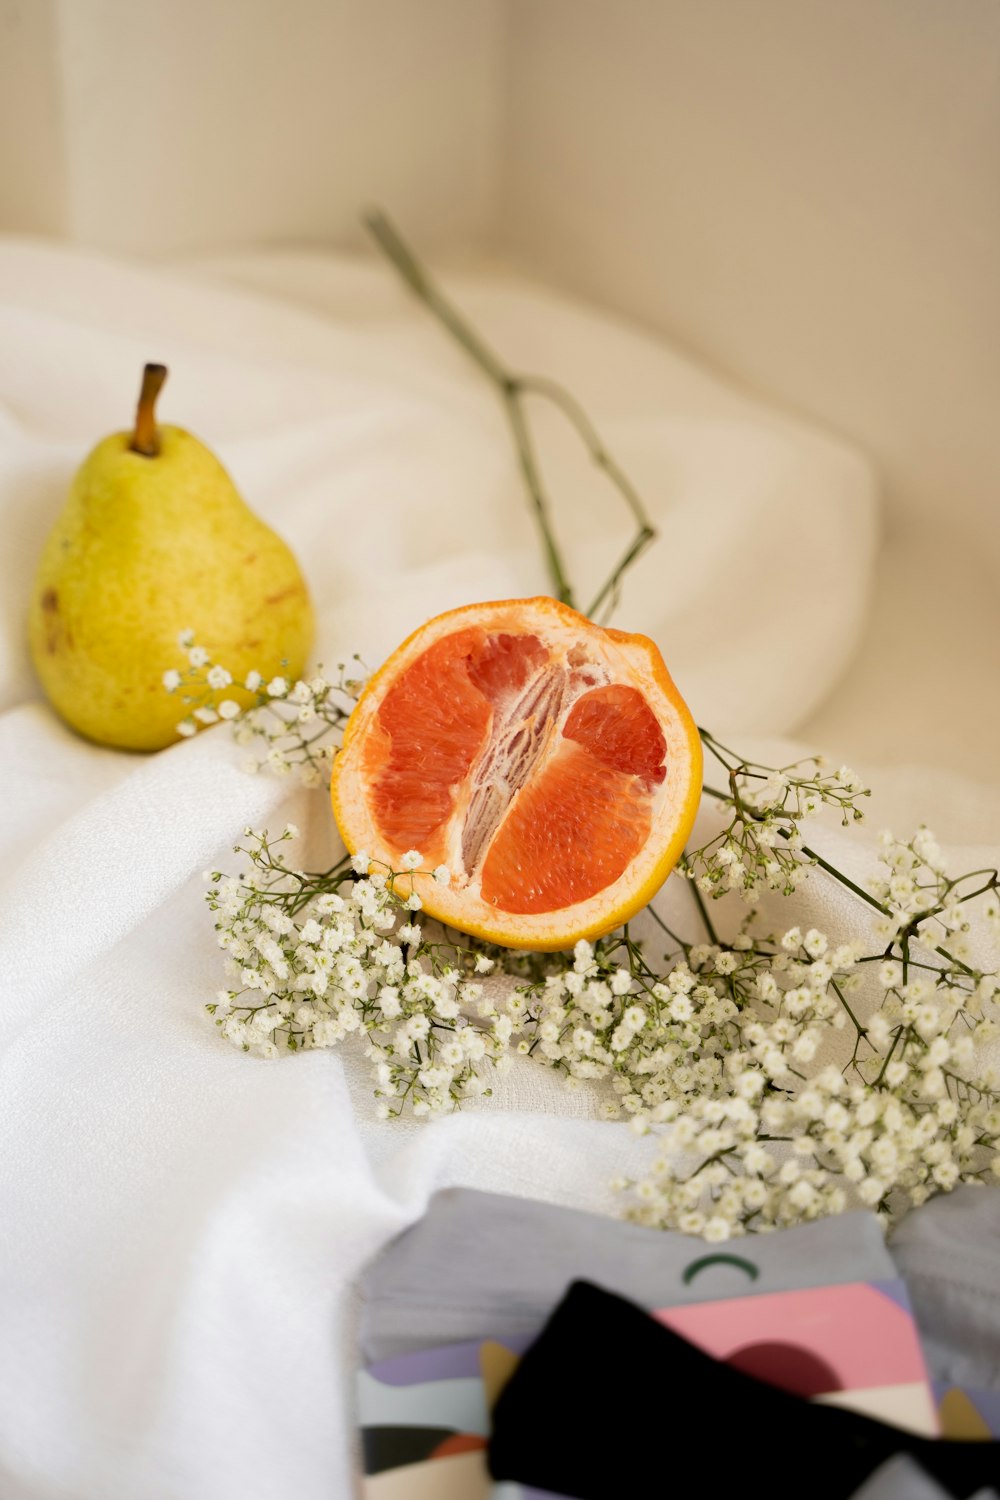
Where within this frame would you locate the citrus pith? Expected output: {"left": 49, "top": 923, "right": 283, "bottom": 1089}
{"left": 331, "top": 597, "right": 702, "bottom": 950}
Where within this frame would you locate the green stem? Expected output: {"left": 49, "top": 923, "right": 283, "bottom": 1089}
{"left": 800, "top": 843, "right": 889, "bottom": 916}
{"left": 588, "top": 524, "right": 657, "bottom": 623}
{"left": 686, "top": 864, "right": 719, "bottom": 945}
{"left": 503, "top": 387, "right": 576, "bottom": 606}
{"left": 365, "top": 208, "right": 574, "bottom": 605}
{"left": 698, "top": 729, "right": 743, "bottom": 771}
{"left": 700, "top": 767, "right": 979, "bottom": 977}
{"left": 363, "top": 210, "right": 508, "bottom": 382}
{"left": 831, "top": 979, "right": 867, "bottom": 1040}
{"left": 700, "top": 779, "right": 890, "bottom": 916}
{"left": 364, "top": 207, "right": 657, "bottom": 619}
{"left": 948, "top": 868, "right": 1000, "bottom": 890}
{"left": 931, "top": 944, "right": 977, "bottom": 978}
{"left": 647, "top": 902, "right": 691, "bottom": 952}
{"left": 855, "top": 953, "right": 942, "bottom": 974}
{"left": 517, "top": 375, "right": 657, "bottom": 618}
{"left": 872, "top": 1026, "right": 905, "bottom": 1086}
{"left": 686, "top": 1148, "right": 729, "bottom": 1182}
{"left": 956, "top": 875, "right": 999, "bottom": 904}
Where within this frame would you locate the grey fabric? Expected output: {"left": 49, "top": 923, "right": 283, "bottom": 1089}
{"left": 850, "top": 1455, "right": 998, "bottom": 1500}
{"left": 890, "top": 1186, "right": 1000, "bottom": 1392}
{"left": 359, "top": 1186, "right": 896, "bottom": 1362}
{"left": 851, "top": 1457, "right": 940, "bottom": 1500}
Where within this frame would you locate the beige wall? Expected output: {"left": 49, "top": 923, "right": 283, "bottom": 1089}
{"left": 0, "top": 0, "right": 506, "bottom": 254}
{"left": 3, "top": 0, "right": 999, "bottom": 549}
{"left": 502, "top": 0, "right": 1000, "bottom": 545}
{"left": 0, "top": 0, "right": 66, "bottom": 235}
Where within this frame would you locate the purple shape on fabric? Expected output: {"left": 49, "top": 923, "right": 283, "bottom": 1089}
{"left": 370, "top": 1334, "right": 532, "bottom": 1387}
{"left": 369, "top": 1341, "right": 484, "bottom": 1386}
{"left": 869, "top": 1278, "right": 915, "bottom": 1315}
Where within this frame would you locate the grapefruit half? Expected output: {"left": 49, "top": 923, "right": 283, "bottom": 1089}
{"left": 331, "top": 597, "right": 702, "bottom": 950}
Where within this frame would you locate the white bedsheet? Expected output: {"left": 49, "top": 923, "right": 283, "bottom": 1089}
{"left": 0, "top": 238, "right": 985, "bottom": 1499}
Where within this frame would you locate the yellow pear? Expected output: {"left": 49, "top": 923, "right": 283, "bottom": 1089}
{"left": 29, "top": 364, "right": 314, "bottom": 751}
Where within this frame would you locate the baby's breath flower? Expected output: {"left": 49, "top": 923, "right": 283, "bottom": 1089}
{"left": 192, "top": 679, "right": 1000, "bottom": 1242}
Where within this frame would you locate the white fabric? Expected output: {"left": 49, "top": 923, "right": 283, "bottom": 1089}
{"left": 0, "top": 239, "right": 987, "bottom": 1499}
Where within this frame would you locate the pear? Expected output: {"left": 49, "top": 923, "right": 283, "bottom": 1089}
{"left": 29, "top": 363, "right": 314, "bottom": 751}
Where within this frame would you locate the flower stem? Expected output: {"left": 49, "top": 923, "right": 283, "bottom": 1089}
{"left": 363, "top": 207, "right": 656, "bottom": 619}
{"left": 647, "top": 902, "right": 690, "bottom": 952}
{"left": 831, "top": 979, "right": 867, "bottom": 1040}
{"left": 685, "top": 863, "right": 719, "bottom": 944}
{"left": 800, "top": 844, "right": 889, "bottom": 916}
{"left": 701, "top": 766, "right": 979, "bottom": 979}
{"left": 364, "top": 209, "right": 574, "bottom": 605}
{"left": 700, "top": 776, "right": 892, "bottom": 917}
{"left": 503, "top": 385, "right": 576, "bottom": 607}
{"left": 516, "top": 375, "right": 657, "bottom": 618}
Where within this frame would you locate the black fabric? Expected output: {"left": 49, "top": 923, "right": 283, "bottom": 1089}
{"left": 487, "top": 1280, "right": 1000, "bottom": 1500}
{"left": 360, "top": 1425, "right": 458, "bottom": 1474}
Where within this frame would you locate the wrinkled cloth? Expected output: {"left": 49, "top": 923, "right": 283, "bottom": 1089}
{"left": 891, "top": 1187, "right": 1000, "bottom": 1395}
{"left": 358, "top": 1188, "right": 1000, "bottom": 1500}
{"left": 488, "top": 1282, "right": 1000, "bottom": 1499}
{"left": 0, "top": 237, "right": 991, "bottom": 1500}
{"left": 358, "top": 1186, "right": 897, "bottom": 1362}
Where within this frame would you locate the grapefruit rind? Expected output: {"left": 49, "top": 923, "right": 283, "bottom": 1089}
{"left": 330, "top": 597, "right": 703, "bottom": 951}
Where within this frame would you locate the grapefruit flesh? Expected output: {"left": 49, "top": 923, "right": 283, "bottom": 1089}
{"left": 331, "top": 598, "right": 702, "bottom": 950}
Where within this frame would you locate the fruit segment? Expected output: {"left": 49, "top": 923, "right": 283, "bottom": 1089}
{"left": 479, "top": 740, "right": 653, "bottom": 913}
{"left": 366, "top": 630, "right": 492, "bottom": 850}
{"left": 563, "top": 684, "right": 666, "bottom": 783}
{"left": 365, "top": 629, "right": 669, "bottom": 914}
{"left": 331, "top": 596, "right": 703, "bottom": 951}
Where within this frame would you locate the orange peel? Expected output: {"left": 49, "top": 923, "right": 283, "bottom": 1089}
{"left": 331, "top": 597, "right": 702, "bottom": 950}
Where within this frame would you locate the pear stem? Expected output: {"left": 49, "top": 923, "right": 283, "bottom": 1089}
{"left": 131, "top": 363, "right": 168, "bottom": 457}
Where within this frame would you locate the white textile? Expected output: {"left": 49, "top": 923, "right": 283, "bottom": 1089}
{"left": 0, "top": 239, "right": 980, "bottom": 1499}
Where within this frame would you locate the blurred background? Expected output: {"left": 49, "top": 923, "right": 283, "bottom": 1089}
{"left": 2, "top": 0, "right": 998, "bottom": 779}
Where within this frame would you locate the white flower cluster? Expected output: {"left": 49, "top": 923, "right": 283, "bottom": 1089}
{"left": 622, "top": 961, "right": 1000, "bottom": 1239}
{"left": 164, "top": 633, "right": 361, "bottom": 786}
{"left": 868, "top": 826, "right": 996, "bottom": 959}
{"left": 182, "top": 652, "right": 1000, "bottom": 1240}
{"left": 626, "top": 1056, "right": 1000, "bottom": 1242}
{"left": 689, "top": 733, "right": 869, "bottom": 904}
{"left": 511, "top": 922, "right": 1000, "bottom": 1240}
{"left": 206, "top": 832, "right": 503, "bottom": 1117}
